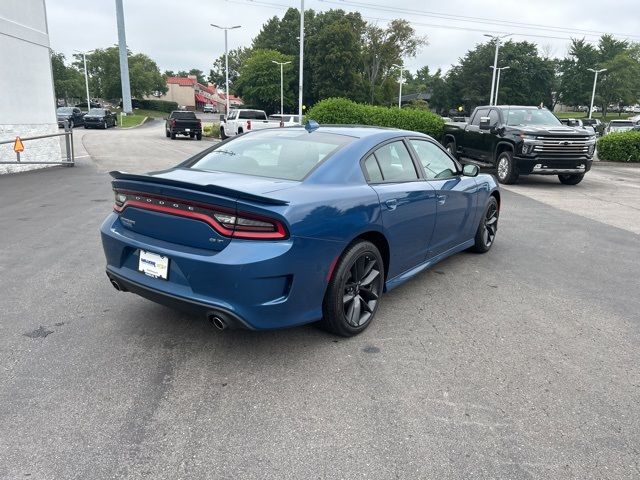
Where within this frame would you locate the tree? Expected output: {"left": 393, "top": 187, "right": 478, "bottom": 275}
{"left": 597, "top": 52, "right": 640, "bottom": 116}
{"left": 51, "top": 51, "right": 84, "bottom": 104}
{"left": 234, "top": 49, "right": 296, "bottom": 113}
{"left": 73, "top": 46, "right": 166, "bottom": 100}
{"left": 188, "top": 69, "right": 206, "bottom": 83}
{"left": 208, "top": 47, "right": 253, "bottom": 93}
{"left": 361, "top": 19, "right": 426, "bottom": 104}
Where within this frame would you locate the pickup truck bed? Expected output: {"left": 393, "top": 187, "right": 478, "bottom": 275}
{"left": 165, "top": 111, "right": 202, "bottom": 140}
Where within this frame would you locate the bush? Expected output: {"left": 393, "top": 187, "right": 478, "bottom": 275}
{"left": 306, "top": 98, "right": 444, "bottom": 139}
{"left": 597, "top": 131, "right": 640, "bottom": 162}
{"left": 119, "top": 99, "right": 178, "bottom": 113}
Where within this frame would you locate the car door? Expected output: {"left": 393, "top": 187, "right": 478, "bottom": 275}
{"left": 408, "top": 138, "right": 478, "bottom": 258}
{"left": 363, "top": 139, "right": 437, "bottom": 277}
{"left": 477, "top": 109, "right": 501, "bottom": 162}
{"left": 463, "top": 108, "right": 490, "bottom": 159}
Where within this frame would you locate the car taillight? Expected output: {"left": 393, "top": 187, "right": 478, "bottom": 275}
{"left": 113, "top": 190, "right": 287, "bottom": 240}
{"left": 170, "top": 119, "right": 176, "bottom": 126}
{"left": 279, "top": 120, "right": 284, "bottom": 128}
{"left": 247, "top": 120, "right": 252, "bottom": 130}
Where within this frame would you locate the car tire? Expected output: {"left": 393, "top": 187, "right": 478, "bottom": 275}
{"left": 189, "top": 133, "right": 195, "bottom": 138}
{"left": 220, "top": 128, "right": 228, "bottom": 140}
{"left": 69, "top": 120, "right": 74, "bottom": 129}
{"left": 170, "top": 131, "right": 176, "bottom": 140}
{"left": 103, "top": 121, "right": 107, "bottom": 129}
{"left": 165, "top": 129, "right": 170, "bottom": 138}
{"left": 495, "top": 151, "right": 519, "bottom": 184}
{"left": 470, "top": 196, "right": 499, "bottom": 253}
{"left": 445, "top": 140, "right": 458, "bottom": 159}
{"left": 196, "top": 133, "right": 202, "bottom": 140}
{"left": 321, "top": 240, "right": 384, "bottom": 337}
{"left": 84, "top": 125, "right": 88, "bottom": 129}
{"left": 558, "top": 173, "right": 584, "bottom": 185}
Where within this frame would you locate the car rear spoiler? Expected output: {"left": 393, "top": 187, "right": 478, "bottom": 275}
{"left": 109, "top": 171, "right": 289, "bottom": 206}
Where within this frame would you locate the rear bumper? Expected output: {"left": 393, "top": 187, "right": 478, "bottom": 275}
{"left": 514, "top": 156, "right": 593, "bottom": 175}
{"left": 100, "top": 213, "right": 342, "bottom": 330}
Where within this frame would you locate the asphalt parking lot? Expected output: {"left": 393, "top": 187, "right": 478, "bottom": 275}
{"left": 1, "top": 121, "right": 639, "bottom": 479}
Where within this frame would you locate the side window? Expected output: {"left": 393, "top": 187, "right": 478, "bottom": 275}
{"left": 410, "top": 140, "right": 458, "bottom": 180}
{"left": 363, "top": 154, "right": 383, "bottom": 183}
{"left": 373, "top": 141, "right": 418, "bottom": 182}
{"left": 488, "top": 109, "right": 500, "bottom": 126}
{"left": 471, "top": 109, "right": 489, "bottom": 126}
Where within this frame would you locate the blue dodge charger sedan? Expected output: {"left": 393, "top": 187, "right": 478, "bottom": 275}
{"left": 101, "top": 125, "right": 500, "bottom": 336}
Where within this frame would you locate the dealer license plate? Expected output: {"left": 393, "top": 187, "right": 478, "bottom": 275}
{"left": 138, "top": 250, "right": 169, "bottom": 280}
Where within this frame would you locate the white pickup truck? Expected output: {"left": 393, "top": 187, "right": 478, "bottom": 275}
{"left": 220, "top": 109, "right": 281, "bottom": 139}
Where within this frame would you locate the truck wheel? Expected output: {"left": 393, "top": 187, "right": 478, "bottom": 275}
{"left": 196, "top": 133, "right": 202, "bottom": 140}
{"left": 189, "top": 133, "right": 195, "bottom": 138}
{"left": 237, "top": 128, "right": 243, "bottom": 134}
{"left": 496, "top": 151, "right": 519, "bottom": 184}
{"left": 170, "top": 131, "right": 176, "bottom": 140}
{"left": 445, "top": 141, "right": 458, "bottom": 159}
{"left": 165, "top": 129, "right": 170, "bottom": 138}
{"left": 220, "top": 128, "right": 228, "bottom": 140}
{"left": 558, "top": 173, "right": 584, "bottom": 185}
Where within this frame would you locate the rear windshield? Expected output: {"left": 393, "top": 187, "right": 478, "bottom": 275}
{"left": 505, "top": 108, "right": 561, "bottom": 126}
{"left": 239, "top": 110, "right": 267, "bottom": 120}
{"left": 190, "top": 129, "right": 354, "bottom": 180}
{"left": 171, "top": 111, "right": 197, "bottom": 119}
{"left": 88, "top": 108, "right": 105, "bottom": 115}
{"left": 57, "top": 107, "right": 74, "bottom": 114}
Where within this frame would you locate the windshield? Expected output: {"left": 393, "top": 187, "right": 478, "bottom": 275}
{"left": 190, "top": 129, "right": 354, "bottom": 181}
{"left": 57, "top": 107, "right": 73, "bottom": 114}
{"left": 88, "top": 109, "right": 105, "bottom": 115}
{"left": 505, "top": 108, "right": 561, "bottom": 126}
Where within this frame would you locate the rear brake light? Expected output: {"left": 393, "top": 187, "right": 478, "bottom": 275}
{"left": 247, "top": 120, "right": 252, "bottom": 130}
{"left": 170, "top": 119, "right": 176, "bottom": 126}
{"left": 113, "top": 190, "right": 287, "bottom": 239}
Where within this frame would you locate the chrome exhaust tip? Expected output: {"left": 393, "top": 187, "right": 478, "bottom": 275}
{"left": 110, "top": 279, "right": 121, "bottom": 291}
{"left": 209, "top": 315, "right": 227, "bottom": 331}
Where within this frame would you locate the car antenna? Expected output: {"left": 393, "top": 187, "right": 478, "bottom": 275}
{"left": 305, "top": 119, "right": 319, "bottom": 133}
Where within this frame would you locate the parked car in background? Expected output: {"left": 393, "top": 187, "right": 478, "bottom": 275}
{"left": 268, "top": 114, "right": 301, "bottom": 126}
{"left": 203, "top": 104, "right": 215, "bottom": 113}
{"left": 220, "top": 109, "right": 281, "bottom": 139}
{"left": 75, "top": 101, "right": 102, "bottom": 109}
{"left": 442, "top": 105, "right": 596, "bottom": 185}
{"left": 83, "top": 108, "right": 117, "bottom": 129}
{"left": 582, "top": 118, "right": 604, "bottom": 136}
{"left": 606, "top": 120, "right": 635, "bottom": 134}
{"left": 101, "top": 126, "right": 500, "bottom": 336}
{"left": 559, "top": 118, "right": 583, "bottom": 127}
{"left": 56, "top": 107, "right": 85, "bottom": 128}
{"left": 165, "top": 111, "right": 202, "bottom": 140}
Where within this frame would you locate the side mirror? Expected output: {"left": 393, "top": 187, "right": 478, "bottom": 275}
{"left": 463, "top": 164, "right": 479, "bottom": 177}
{"left": 479, "top": 117, "right": 491, "bottom": 130}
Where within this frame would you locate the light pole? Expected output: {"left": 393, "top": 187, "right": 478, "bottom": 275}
{"left": 211, "top": 24, "right": 241, "bottom": 115}
{"left": 391, "top": 63, "right": 404, "bottom": 108}
{"left": 272, "top": 60, "right": 291, "bottom": 115}
{"left": 587, "top": 68, "right": 607, "bottom": 119}
{"left": 484, "top": 33, "right": 511, "bottom": 106}
{"left": 491, "top": 66, "right": 510, "bottom": 105}
{"left": 115, "top": 0, "right": 132, "bottom": 114}
{"left": 74, "top": 49, "right": 94, "bottom": 111}
{"left": 298, "top": 0, "right": 305, "bottom": 122}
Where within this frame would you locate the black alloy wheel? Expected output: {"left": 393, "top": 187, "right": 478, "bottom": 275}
{"left": 471, "top": 196, "right": 499, "bottom": 253}
{"left": 321, "top": 241, "right": 384, "bottom": 336}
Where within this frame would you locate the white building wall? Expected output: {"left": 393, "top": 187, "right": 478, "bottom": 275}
{"left": 0, "top": 0, "right": 62, "bottom": 174}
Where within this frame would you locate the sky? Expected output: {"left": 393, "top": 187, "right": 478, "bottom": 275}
{"left": 46, "top": 0, "right": 640, "bottom": 77}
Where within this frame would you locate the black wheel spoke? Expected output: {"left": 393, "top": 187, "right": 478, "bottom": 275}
{"left": 361, "top": 268, "right": 379, "bottom": 287}
{"left": 359, "top": 287, "right": 378, "bottom": 302}
{"left": 343, "top": 292, "right": 356, "bottom": 304}
{"left": 349, "top": 296, "right": 361, "bottom": 326}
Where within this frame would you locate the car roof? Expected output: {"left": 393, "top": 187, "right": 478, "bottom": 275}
{"left": 283, "top": 125, "right": 430, "bottom": 140}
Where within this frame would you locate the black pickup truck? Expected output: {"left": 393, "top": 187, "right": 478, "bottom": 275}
{"left": 165, "top": 111, "right": 202, "bottom": 140}
{"left": 442, "top": 106, "right": 596, "bottom": 185}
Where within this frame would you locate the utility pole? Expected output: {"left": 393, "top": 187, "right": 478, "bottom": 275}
{"left": 115, "top": 0, "right": 132, "bottom": 114}
{"left": 298, "top": 0, "right": 305, "bottom": 122}
{"left": 587, "top": 68, "right": 607, "bottom": 119}
{"left": 484, "top": 33, "right": 511, "bottom": 106}
{"left": 75, "top": 49, "right": 94, "bottom": 111}
{"left": 492, "top": 66, "right": 510, "bottom": 105}
{"left": 272, "top": 60, "right": 291, "bottom": 115}
{"left": 391, "top": 63, "right": 404, "bottom": 108}
{"left": 211, "top": 24, "right": 241, "bottom": 115}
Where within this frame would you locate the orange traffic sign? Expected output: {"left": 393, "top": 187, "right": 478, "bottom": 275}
{"left": 13, "top": 137, "right": 24, "bottom": 153}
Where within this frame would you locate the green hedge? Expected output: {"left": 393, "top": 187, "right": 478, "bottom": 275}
{"left": 306, "top": 98, "right": 444, "bottom": 139}
{"left": 597, "top": 131, "right": 640, "bottom": 162}
{"left": 137, "top": 99, "right": 179, "bottom": 113}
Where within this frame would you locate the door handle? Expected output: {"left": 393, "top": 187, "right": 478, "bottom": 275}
{"left": 437, "top": 194, "right": 447, "bottom": 205}
{"left": 385, "top": 199, "right": 398, "bottom": 210}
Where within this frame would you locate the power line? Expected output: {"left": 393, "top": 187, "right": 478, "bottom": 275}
{"left": 319, "top": 0, "right": 640, "bottom": 40}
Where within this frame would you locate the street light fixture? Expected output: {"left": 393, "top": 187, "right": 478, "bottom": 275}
{"left": 587, "top": 68, "right": 607, "bottom": 119}
{"left": 272, "top": 60, "right": 291, "bottom": 116}
{"left": 211, "top": 24, "right": 241, "bottom": 115}
{"left": 491, "top": 66, "right": 510, "bottom": 105}
{"left": 74, "top": 49, "right": 94, "bottom": 111}
{"left": 391, "top": 63, "right": 404, "bottom": 108}
{"left": 484, "top": 33, "right": 512, "bottom": 106}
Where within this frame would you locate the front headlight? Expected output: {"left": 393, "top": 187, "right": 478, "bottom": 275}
{"left": 520, "top": 134, "right": 537, "bottom": 141}
{"left": 588, "top": 135, "right": 597, "bottom": 142}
